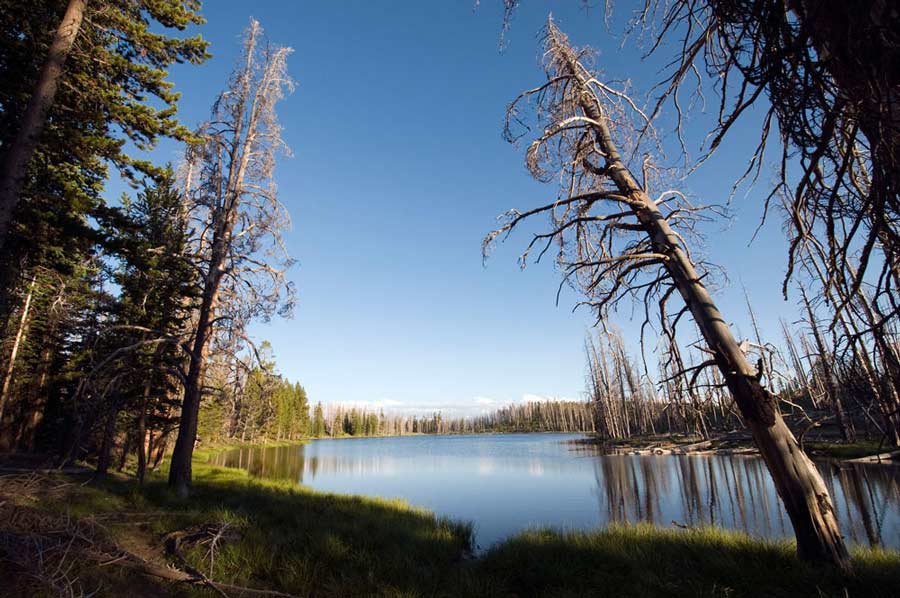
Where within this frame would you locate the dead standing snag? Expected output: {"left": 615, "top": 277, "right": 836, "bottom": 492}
{"left": 168, "top": 20, "right": 294, "bottom": 496}
{"left": 486, "top": 19, "right": 850, "bottom": 569}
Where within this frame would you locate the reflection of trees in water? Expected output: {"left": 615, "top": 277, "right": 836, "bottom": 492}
{"left": 212, "top": 445, "right": 583, "bottom": 484}
{"left": 593, "top": 455, "right": 900, "bottom": 548}
{"left": 211, "top": 445, "right": 410, "bottom": 482}
{"left": 210, "top": 445, "right": 900, "bottom": 549}
{"left": 211, "top": 445, "right": 315, "bottom": 482}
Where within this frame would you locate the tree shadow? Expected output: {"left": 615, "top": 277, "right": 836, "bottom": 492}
{"left": 472, "top": 525, "right": 900, "bottom": 598}
{"left": 79, "top": 465, "right": 474, "bottom": 597}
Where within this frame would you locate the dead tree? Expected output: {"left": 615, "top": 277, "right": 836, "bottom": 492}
{"left": 799, "top": 287, "right": 853, "bottom": 442}
{"left": 168, "top": 20, "right": 294, "bottom": 496}
{"left": 0, "top": 274, "right": 36, "bottom": 429}
{"left": 485, "top": 19, "right": 849, "bottom": 568}
{"left": 598, "top": 0, "right": 900, "bottom": 329}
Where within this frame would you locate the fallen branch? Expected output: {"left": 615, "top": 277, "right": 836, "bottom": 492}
{"left": 846, "top": 450, "right": 900, "bottom": 464}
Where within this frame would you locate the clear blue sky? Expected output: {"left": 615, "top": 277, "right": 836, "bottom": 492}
{"left": 133, "top": 1, "right": 804, "bottom": 416}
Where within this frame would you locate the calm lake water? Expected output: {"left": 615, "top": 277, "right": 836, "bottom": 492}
{"left": 209, "top": 433, "right": 900, "bottom": 551}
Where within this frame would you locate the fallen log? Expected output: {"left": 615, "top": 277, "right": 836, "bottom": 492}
{"left": 846, "top": 450, "right": 900, "bottom": 464}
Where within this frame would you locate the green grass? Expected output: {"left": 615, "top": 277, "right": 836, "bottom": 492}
{"left": 21, "top": 449, "right": 900, "bottom": 598}
{"left": 477, "top": 525, "right": 900, "bottom": 598}
{"left": 46, "top": 459, "right": 472, "bottom": 597}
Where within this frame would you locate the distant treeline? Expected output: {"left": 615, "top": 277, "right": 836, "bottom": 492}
{"left": 315, "top": 400, "right": 597, "bottom": 437}
{"left": 198, "top": 379, "right": 598, "bottom": 444}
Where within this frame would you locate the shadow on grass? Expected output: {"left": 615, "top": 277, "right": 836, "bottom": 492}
{"left": 39, "top": 462, "right": 900, "bottom": 598}
{"left": 59, "top": 463, "right": 473, "bottom": 598}
{"left": 473, "top": 525, "right": 900, "bottom": 598}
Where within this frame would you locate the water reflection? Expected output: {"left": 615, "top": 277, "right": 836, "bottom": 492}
{"left": 589, "top": 454, "right": 900, "bottom": 546}
{"left": 209, "top": 435, "right": 900, "bottom": 550}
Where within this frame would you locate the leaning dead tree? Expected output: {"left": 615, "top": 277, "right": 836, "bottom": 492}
{"left": 500, "top": 1, "right": 900, "bottom": 426}
{"left": 621, "top": 0, "right": 900, "bottom": 330}
{"left": 485, "top": 19, "right": 849, "bottom": 568}
{"left": 168, "top": 19, "right": 294, "bottom": 496}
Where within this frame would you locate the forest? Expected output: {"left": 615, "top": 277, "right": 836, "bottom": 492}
{"left": 0, "top": 1, "right": 899, "bottom": 597}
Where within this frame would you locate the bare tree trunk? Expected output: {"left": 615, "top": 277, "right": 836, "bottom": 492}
{"left": 800, "top": 288, "right": 853, "bottom": 442}
{"left": 802, "top": 245, "right": 897, "bottom": 444}
{"left": 136, "top": 377, "right": 151, "bottom": 484}
{"left": 16, "top": 280, "right": 65, "bottom": 451}
{"left": 151, "top": 432, "right": 168, "bottom": 470}
{"left": 0, "top": 0, "right": 87, "bottom": 250}
{"left": 117, "top": 429, "right": 132, "bottom": 472}
{"left": 168, "top": 22, "right": 260, "bottom": 496}
{"left": 850, "top": 277, "right": 900, "bottom": 435}
{"left": 548, "top": 27, "right": 850, "bottom": 568}
{"left": 95, "top": 394, "right": 122, "bottom": 477}
{"left": 168, "top": 281, "right": 220, "bottom": 495}
{"left": 0, "top": 274, "right": 36, "bottom": 431}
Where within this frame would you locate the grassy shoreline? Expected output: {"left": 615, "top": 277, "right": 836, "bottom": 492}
{"left": 2, "top": 439, "right": 899, "bottom": 596}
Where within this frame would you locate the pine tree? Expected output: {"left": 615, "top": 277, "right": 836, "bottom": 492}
{"left": 312, "top": 402, "right": 325, "bottom": 437}
{"left": 106, "top": 171, "right": 197, "bottom": 480}
{"left": 0, "top": 0, "right": 208, "bottom": 317}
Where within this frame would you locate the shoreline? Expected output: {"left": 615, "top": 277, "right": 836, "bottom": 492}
{"left": 201, "top": 431, "right": 900, "bottom": 467}
{"left": 566, "top": 433, "right": 900, "bottom": 464}
{"left": 2, "top": 435, "right": 899, "bottom": 597}
{"left": 3, "top": 455, "right": 898, "bottom": 597}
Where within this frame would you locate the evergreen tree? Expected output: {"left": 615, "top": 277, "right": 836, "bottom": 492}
{"left": 312, "top": 402, "right": 325, "bottom": 437}
{"left": 104, "top": 171, "right": 197, "bottom": 480}
{"left": 0, "top": 0, "right": 208, "bottom": 318}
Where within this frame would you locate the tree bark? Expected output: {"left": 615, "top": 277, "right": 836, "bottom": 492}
{"left": 0, "top": 274, "right": 36, "bottom": 433}
{"left": 552, "top": 30, "right": 851, "bottom": 568}
{"left": 168, "top": 22, "right": 271, "bottom": 495}
{"left": 151, "top": 431, "right": 168, "bottom": 471}
{"left": 95, "top": 394, "right": 122, "bottom": 477}
{"left": 0, "top": 0, "right": 87, "bottom": 250}
{"left": 136, "top": 380, "right": 150, "bottom": 484}
{"left": 167, "top": 277, "right": 220, "bottom": 496}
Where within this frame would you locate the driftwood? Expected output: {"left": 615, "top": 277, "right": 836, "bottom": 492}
{"left": 2, "top": 514, "right": 299, "bottom": 598}
{"left": 846, "top": 450, "right": 900, "bottom": 464}
{"left": 112, "top": 553, "right": 299, "bottom": 597}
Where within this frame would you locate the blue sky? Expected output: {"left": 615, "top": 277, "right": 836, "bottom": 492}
{"left": 129, "top": 1, "right": 805, "bottom": 416}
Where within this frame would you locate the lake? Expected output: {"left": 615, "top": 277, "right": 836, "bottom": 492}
{"left": 209, "top": 433, "right": 900, "bottom": 551}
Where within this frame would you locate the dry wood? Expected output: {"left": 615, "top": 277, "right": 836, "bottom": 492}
{"left": 486, "top": 18, "right": 851, "bottom": 568}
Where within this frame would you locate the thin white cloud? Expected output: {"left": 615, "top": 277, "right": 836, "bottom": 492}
{"left": 320, "top": 393, "right": 584, "bottom": 419}
{"left": 327, "top": 399, "right": 404, "bottom": 411}
{"left": 521, "top": 393, "right": 547, "bottom": 403}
